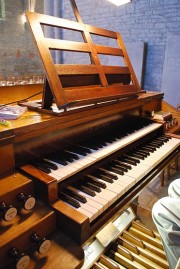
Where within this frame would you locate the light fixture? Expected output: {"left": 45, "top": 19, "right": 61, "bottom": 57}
{"left": 107, "top": 0, "right": 131, "bottom": 6}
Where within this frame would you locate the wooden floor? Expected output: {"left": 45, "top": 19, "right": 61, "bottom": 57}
{"left": 137, "top": 163, "right": 180, "bottom": 231}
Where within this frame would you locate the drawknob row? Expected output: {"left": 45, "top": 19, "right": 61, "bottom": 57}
{"left": 8, "top": 233, "right": 51, "bottom": 269}
{"left": 165, "top": 118, "right": 177, "bottom": 130}
{"left": 0, "top": 193, "right": 36, "bottom": 222}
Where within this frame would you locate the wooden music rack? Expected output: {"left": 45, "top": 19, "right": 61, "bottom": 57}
{"left": 24, "top": 0, "right": 144, "bottom": 114}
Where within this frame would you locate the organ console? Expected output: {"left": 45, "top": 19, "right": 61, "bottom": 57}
{"left": 0, "top": 0, "right": 179, "bottom": 268}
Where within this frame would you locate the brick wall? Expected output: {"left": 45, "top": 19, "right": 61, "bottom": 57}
{"left": 63, "top": 0, "right": 180, "bottom": 92}
{"left": 0, "top": 0, "right": 43, "bottom": 77}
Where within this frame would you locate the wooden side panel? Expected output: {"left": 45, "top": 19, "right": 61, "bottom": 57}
{"left": 20, "top": 164, "right": 58, "bottom": 204}
{"left": 0, "top": 131, "right": 15, "bottom": 176}
{"left": 0, "top": 203, "right": 56, "bottom": 268}
{"left": 0, "top": 172, "right": 34, "bottom": 206}
{"left": 53, "top": 200, "right": 90, "bottom": 244}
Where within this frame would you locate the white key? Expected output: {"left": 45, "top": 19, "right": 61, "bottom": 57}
{"left": 75, "top": 188, "right": 109, "bottom": 211}
{"left": 125, "top": 163, "right": 151, "bottom": 182}
{"left": 65, "top": 151, "right": 96, "bottom": 164}
{"left": 95, "top": 189, "right": 118, "bottom": 206}
{"left": 77, "top": 207, "right": 94, "bottom": 222}
{"left": 95, "top": 178, "right": 126, "bottom": 198}
{"left": 41, "top": 123, "right": 163, "bottom": 181}
{"left": 63, "top": 202, "right": 94, "bottom": 222}
{"left": 78, "top": 201, "right": 99, "bottom": 220}
{"left": 87, "top": 123, "right": 162, "bottom": 159}
{"left": 111, "top": 173, "right": 137, "bottom": 190}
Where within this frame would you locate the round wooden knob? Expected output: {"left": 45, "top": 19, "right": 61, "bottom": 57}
{"left": 17, "top": 193, "right": 36, "bottom": 210}
{"left": 0, "top": 202, "right": 17, "bottom": 222}
{"left": 31, "top": 233, "right": 51, "bottom": 254}
{"left": 8, "top": 247, "right": 30, "bottom": 269}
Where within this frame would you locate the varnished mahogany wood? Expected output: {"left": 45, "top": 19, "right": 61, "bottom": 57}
{"left": 162, "top": 100, "right": 180, "bottom": 134}
{"left": 25, "top": 9, "right": 143, "bottom": 110}
{"left": 0, "top": 201, "right": 56, "bottom": 268}
{"left": 21, "top": 165, "right": 58, "bottom": 204}
{"left": 0, "top": 92, "right": 164, "bottom": 142}
{"left": 0, "top": 172, "right": 83, "bottom": 269}
{"left": 55, "top": 64, "right": 129, "bottom": 75}
{"left": 90, "top": 148, "right": 179, "bottom": 238}
{"left": 53, "top": 200, "right": 90, "bottom": 244}
{"left": 16, "top": 104, "right": 178, "bottom": 245}
{"left": 26, "top": 230, "right": 84, "bottom": 269}
{"left": 1, "top": 230, "right": 84, "bottom": 269}
{"left": 0, "top": 172, "right": 34, "bottom": 206}
{"left": 0, "top": 84, "right": 43, "bottom": 104}
{"left": 0, "top": 130, "right": 15, "bottom": 176}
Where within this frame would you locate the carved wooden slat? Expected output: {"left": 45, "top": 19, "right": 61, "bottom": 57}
{"left": 26, "top": 5, "right": 142, "bottom": 110}
{"left": 26, "top": 12, "right": 67, "bottom": 107}
{"left": 116, "top": 32, "right": 142, "bottom": 92}
{"left": 55, "top": 65, "right": 130, "bottom": 76}
{"left": 95, "top": 44, "right": 123, "bottom": 56}
{"left": 87, "top": 25, "right": 118, "bottom": 39}
{"left": 56, "top": 64, "right": 98, "bottom": 75}
{"left": 32, "top": 12, "right": 84, "bottom": 31}
{"left": 64, "top": 85, "right": 136, "bottom": 102}
{"left": 46, "top": 38, "right": 90, "bottom": 53}
{"left": 103, "top": 66, "right": 130, "bottom": 74}
{"left": 79, "top": 25, "right": 109, "bottom": 87}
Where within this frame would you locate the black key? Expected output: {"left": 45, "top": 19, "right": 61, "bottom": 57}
{"left": 48, "top": 155, "right": 68, "bottom": 166}
{"left": 129, "top": 153, "right": 145, "bottom": 160}
{"left": 112, "top": 160, "right": 132, "bottom": 170}
{"left": 31, "top": 162, "right": 51, "bottom": 173}
{"left": 68, "top": 145, "right": 91, "bottom": 156}
{"left": 153, "top": 139, "right": 164, "bottom": 145}
{"left": 106, "top": 166, "right": 124, "bottom": 175}
{"left": 148, "top": 142, "right": 161, "bottom": 148}
{"left": 56, "top": 151, "right": 74, "bottom": 163}
{"left": 81, "top": 141, "right": 99, "bottom": 150}
{"left": 156, "top": 136, "right": 169, "bottom": 142}
{"left": 86, "top": 176, "right": 106, "bottom": 189}
{"left": 85, "top": 182, "right": 101, "bottom": 193}
{"left": 94, "top": 139, "right": 106, "bottom": 148}
{"left": 59, "top": 192, "right": 80, "bottom": 208}
{"left": 97, "top": 173, "right": 114, "bottom": 183}
{"left": 122, "top": 154, "right": 140, "bottom": 163}
{"left": 64, "top": 187, "right": 87, "bottom": 203}
{"left": 163, "top": 135, "right": 171, "bottom": 140}
{"left": 65, "top": 151, "right": 79, "bottom": 160}
{"left": 76, "top": 185, "right": 96, "bottom": 197}
{"left": 142, "top": 146, "right": 156, "bottom": 152}
{"left": 41, "top": 159, "right": 58, "bottom": 170}
{"left": 114, "top": 164, "right": 125, "bottom": 174}
{"left": 118, "top": 157, "right": 137, "bottom": 166}
{"left": 104, "top": 136, "right": 116, "bottom": 143}
{"left": 98, "top": 168, "right": 118, "bottom": 179}
{"left": 136, "top": 149, "right": 150, "bottom": 156}
{"left": 113, "top": 160, "right": 129, "bottom": 171}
